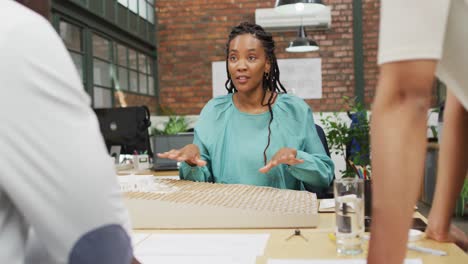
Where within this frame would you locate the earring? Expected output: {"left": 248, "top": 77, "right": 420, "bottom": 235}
{"left": 264, "top": 72, "right": 270, "bottom": 80}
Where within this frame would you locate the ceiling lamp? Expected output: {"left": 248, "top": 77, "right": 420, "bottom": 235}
{"left": 275, "top": 0, "right": 326, "bottom": 14}
{"left": 286, "top": 25, "right": 319, "bottom": 52}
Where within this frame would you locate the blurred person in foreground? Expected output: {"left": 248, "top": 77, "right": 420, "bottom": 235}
{"left": 0, "top": 1, "right": 139, "bottom": 263}
{"left": 368, "top": 1, "right": 468, "bottom": 263}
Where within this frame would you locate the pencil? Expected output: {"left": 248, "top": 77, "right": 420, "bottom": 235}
{"left": 347, "top": 159, "right": 361, "bottom": 178}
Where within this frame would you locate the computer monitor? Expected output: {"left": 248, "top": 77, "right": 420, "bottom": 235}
{"left": 94, "top": 106, "right": 152, "bottom": 157}
{"left": 152, "top": 133, "right": 194, "bottom": 170}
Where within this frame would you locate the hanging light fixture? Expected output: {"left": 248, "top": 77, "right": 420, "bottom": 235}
{"left": 286, "top": 25, "right": 319, "bottom": 52}
{"left": 275, "top": 0, "right": 326, "bottom": 14}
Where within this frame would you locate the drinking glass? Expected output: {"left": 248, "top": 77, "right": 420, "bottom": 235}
{"left": 334, "top": 177, "right": 364, "bottom": 255}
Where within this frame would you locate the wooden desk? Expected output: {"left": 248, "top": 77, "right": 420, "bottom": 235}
{"left": 127, "top": 175, "right": 466, "bottom": 263}
{"left": 117, "top": 169, "right": 179, "bottom": 176}
{"left": 151, "top": 170, "right": 179, "bottom": 177}
{"left": 133, "top": 213, "right": 467, "bottom": 264}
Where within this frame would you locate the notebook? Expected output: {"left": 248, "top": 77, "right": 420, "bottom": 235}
{"left": 152, "top": 133, "right": 194, "bottom": 171}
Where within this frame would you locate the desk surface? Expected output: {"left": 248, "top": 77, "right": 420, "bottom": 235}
{"left": 133, "top": 213, "right": 467, "bottom": 264}
{"left": 128, "top": 173, "right": 467, "bottom": 263}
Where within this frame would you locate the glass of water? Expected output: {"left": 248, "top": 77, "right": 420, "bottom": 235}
{"left": 334, "top": 177, "right": 364, "bottom": 255}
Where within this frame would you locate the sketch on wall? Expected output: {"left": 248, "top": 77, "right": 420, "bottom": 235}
{"left": 212, "top": 58, "right": 322, "bottom": 99}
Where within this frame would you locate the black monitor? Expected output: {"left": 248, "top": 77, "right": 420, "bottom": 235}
{"left": 94, "top": 106, "right": 152, "bottom": 156}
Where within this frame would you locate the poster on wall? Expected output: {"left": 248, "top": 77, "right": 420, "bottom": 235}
{"left": 211, "top": 58, "right": 322, "bottom": 99}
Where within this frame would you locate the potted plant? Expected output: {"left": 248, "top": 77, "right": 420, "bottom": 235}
{"left": 149, "top": 113, "right": 194, "bottom": 165}
{"left": 150, "top": 116, "right": 190, "bottom": 136}
{"left": 319, "top": 96, "right": 370, "bottom": 178}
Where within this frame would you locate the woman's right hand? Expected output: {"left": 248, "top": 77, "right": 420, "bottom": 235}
{"left": 157, "top": 144, "right": 206, "bottom": 167}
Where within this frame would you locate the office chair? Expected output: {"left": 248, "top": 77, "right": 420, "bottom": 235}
{"left": 303, "top": 124, "right": 335, "bottom": 198}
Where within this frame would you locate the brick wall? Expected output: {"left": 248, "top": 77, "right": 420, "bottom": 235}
{"left": 156, "top": 0, "right": 381, "bottom": 115}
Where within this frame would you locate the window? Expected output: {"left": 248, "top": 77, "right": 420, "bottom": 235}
{"left": 93, "top": 34, "right": 112, "bottom": 108}
{"left": 116, "top": 44, "right": 129, "bottom": 91}
{"left": 147, "top": 2, "right": 154, "bottom": 23}
{"left": 115, "top": 42, "right": 155, "bottom": 96}
{"left": 55, "top": 14, "right": 156, "bottom": 108}
{"left": 118, "top": 0, "right": 154, "bottom": 24}
{"left": 129, "top": 0, "right": 138, "bottom": 13}
{"left": 139, "top": 0, "right": 147, "bottom": 19}
{"left": 59, "top": 20, "right": 84, "bottom": 80}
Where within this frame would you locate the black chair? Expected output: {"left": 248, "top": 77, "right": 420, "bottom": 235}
{"left": 303, "top": 124, "right": 335, "bottom": 198}
{"left": 315, "top": 124, "right": 331, "bottom": 158}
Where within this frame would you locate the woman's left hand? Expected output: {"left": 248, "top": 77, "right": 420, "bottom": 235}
{"left": 259, "top": 147, "right": 304, "bottom": 173}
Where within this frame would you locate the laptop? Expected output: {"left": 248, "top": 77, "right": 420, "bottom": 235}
{"left": 152, "top": 133, "right": 194, "bottom": 171}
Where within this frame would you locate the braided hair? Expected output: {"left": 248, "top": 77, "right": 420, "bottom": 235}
{"left": 224, "top": 22, "right": 287, "bottom": 165}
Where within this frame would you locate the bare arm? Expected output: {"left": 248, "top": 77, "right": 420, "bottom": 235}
{"left": 426, "top": 91, "right": 468, "bottom": 250}
{"left": 367, "top": 60, "right": 436, "bottom": 264}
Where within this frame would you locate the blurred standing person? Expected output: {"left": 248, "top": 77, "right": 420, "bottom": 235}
{"left": 368, "top": 1, "right": 468, "bottom": 263}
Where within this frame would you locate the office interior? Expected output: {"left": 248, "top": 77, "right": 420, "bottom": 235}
{"left": 13, "top": 0, "right": 467, "bottom": 263}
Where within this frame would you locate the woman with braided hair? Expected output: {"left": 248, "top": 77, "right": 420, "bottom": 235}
{"left": 158, "top": 22, "right": 334, "bottom": 191}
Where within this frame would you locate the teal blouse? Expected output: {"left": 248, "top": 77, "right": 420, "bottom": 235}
{"left": 179, "top": 93, "right": 334, "bottom": 192}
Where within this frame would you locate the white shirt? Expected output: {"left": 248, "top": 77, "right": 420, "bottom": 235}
{"left": 0, "top": 1, "right": 131, "bottom": 263}
{"left": 378, "top": 0, "right": 468, "bottom": 109}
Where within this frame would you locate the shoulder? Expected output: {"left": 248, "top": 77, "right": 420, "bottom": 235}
{"left": 200, "top": 94, "right": 233, "bottom": 118}
{"left": 0, "top": 2, "right": 54, "bottom": 42}
{"left": 275, "top": 93, "right": 313, "bottom": 121}
{"left": 0, "top": 2, "right": 73, "bottom": 73}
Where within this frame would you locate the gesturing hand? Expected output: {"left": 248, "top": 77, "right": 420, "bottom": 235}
{"left": 157, "top": 144, "right": 207, "bottom": 167}
{"left": 259, "top": 147, "right": 304, "bottom": 173}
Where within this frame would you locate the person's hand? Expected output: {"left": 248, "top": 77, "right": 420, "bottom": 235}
{"left": 426, "top": 223, "right": 468, "bottom": 252}
{"left": 157, "top": 144, "right": 206, "bottom": 167}
{"left": 259, "top": 147, "right": 304, "bottom": 173}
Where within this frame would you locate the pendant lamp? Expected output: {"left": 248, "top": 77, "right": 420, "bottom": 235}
{"left": 275, "top": 0, "right": 326, "bottom": 14}
{"left": 286, "top": 25, "right": 319, "bottom": 52}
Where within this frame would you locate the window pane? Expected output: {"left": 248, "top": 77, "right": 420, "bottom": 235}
{"left": 147, "top": 3, "right": 154, "bottom": 23}
{"left": 148, "top": 76, "right": 154, "bottom": 95}
{"left": 118, "top": 0, "right": 127, "bottom": 6}
{"left": 59, "top": 21, "right": 82, "bottom": 51}
{"left": 70, "top": 52, "right": 83, "bottom": 80}
{"left": 138, "top": 0, "right": 147, "bottom": 19}
{"left": 118, "top": 67, "right": 128, "bottom": 90}
{"left": 93, "top": 87, "right": 113, "bottom": 108}
{"left": 139, "top": 73, "right": 147, "bottom": 94}
{"left": 129, "top": 48, "right": 138, "bottom": 70}
{"left": 148, "top": 58, "right": 153, "bottom": 73}
{"left": 129, "top": 70, "right": 138, "bottom": 92}
{"left": 117, "top": 44, "right": 127, "bottom": 66}
{"left": 93, "top": 59, "right": 111, "bottom": 87}
{"left": 92, "top": 34, "right": 110, "bottom": 60}
{"left": 138, "top": 53, "right": 147, "bottom": 73}
{"left": 129, "top": 0, "right": 137, "bottom": 13}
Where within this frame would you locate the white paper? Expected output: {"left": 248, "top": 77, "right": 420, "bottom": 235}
{"left": 135, "top": 233, "right": 270, "bottom": 257}
{"left": 138, "top": 255, "right": 256, "bottom": 264}
{"left": 319, "top": 199, "right": 335, "bottom": 209}
{"left": 156, "top": 176, "right": 180, "bottom": 180}
{"left": 267, "top": 259, "right": 423, "bottom": 264}
{"left": 118, "top": 175, "right": 179, "bottom": 193}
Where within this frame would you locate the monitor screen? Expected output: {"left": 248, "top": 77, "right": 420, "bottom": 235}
{"left": 152, "top": 133, "right": 194, "bottom": 170}
{"left": 94, "top": 106, "right": 152, "bottom": 156}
